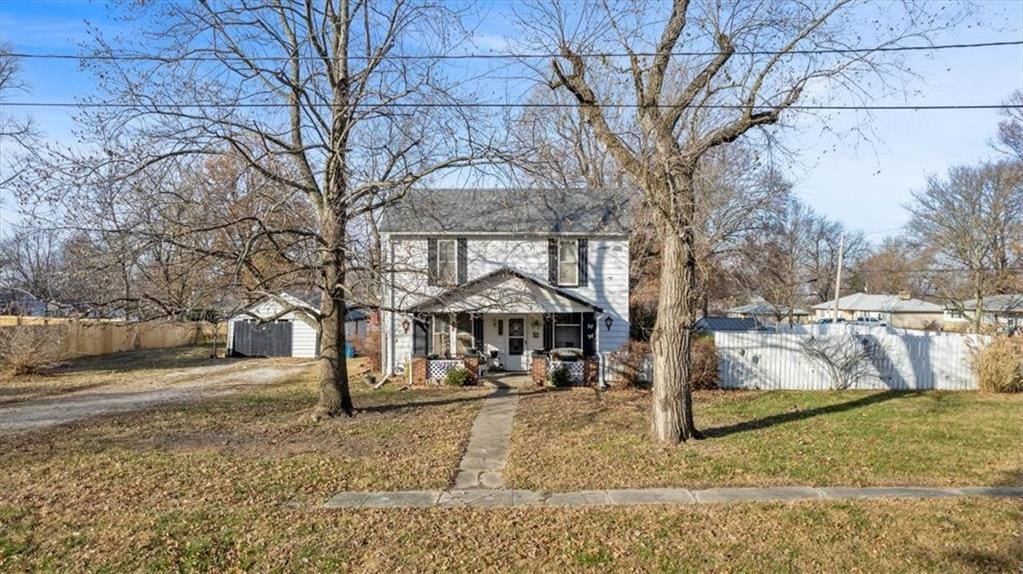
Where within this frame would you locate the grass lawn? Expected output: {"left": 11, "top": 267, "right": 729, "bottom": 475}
{"left": 1, "top": 496, "right": 1019, "bottom": 571}
{"left": 505, "top": 388, "right": 1023, "bottom": 490}
{"left": 1, "top": 353, "right": 1021, "bottom": 571}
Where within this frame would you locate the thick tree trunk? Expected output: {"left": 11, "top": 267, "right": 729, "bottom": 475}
{"left": 650, "top": 179, "right": 701, "bottom": 443}
{"left": 314, "top": 206, "right": 354, "bottom": 419}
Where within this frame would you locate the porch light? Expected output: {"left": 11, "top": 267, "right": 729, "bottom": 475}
{"left": 401, "top": 319, "right": 410, "bottom": 333}
{"left": 604, "top": 315, "right": 614, "bottom": 331}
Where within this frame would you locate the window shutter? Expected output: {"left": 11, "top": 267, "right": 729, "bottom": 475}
{"left": 457, "top": 237, "right": 468, "bottom": 285}
{"left": 413, "top": 315, "right": 429, "bottom": 357}
{"left": 582, "top": 312, "right": 597, "bottom": 356}
{"left": 472, "top": 316, "right": 484, "bottom": 351}
{"left": 548, "top": 238, "right": 558, "bottom": 283}
{"left": 427, "top": 238, "right": 438, "bottom": 286}
{"left": 543, "top": 314, "right": 553, "bottom": 350}
{"left": 578, "top": 239, "right": 588, "bottom": 287}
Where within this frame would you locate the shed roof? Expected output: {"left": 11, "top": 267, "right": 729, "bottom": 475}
{"left": 695, "top": 316, "right": 763, "bottom": 332}
{"left": 380, "top": 188, "right": 631, "bottom": 234}
{"left": 811, "top": 293, "right": 942, "bottom": 313}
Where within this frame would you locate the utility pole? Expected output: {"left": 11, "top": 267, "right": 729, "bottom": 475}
{"left": 832, "top": 233, "right": 845, "bottom": 322}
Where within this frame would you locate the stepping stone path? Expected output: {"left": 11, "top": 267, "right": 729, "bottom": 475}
{"left": 451, "top": 386, "right": 519, "bottom": 490}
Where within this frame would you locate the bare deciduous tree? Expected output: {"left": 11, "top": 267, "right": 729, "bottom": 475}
{"left": 515, "top": 0, "right": 966, "bottom": 442}
{"left": 0, "top": 44, "right": 39, "bottom": 189}
{"left": 16, "top": 1, "right": 495, "bottom": 419}
{"left": 996, "top": 90, "right": 1023, "bottom": 161}
{"left": 907, "top": 161, "right": 1023, "bottom": 332}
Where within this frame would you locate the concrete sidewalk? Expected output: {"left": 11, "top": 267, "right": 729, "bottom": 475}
{"left": 451, "top": 386, "right": 519, "bottom": 489}
{"left": 324, "top": 485, "right": 1023, "bottom": 509}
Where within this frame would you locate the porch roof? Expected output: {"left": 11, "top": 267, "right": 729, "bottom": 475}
{"left": 408, "top": 267, "right": 603, "bottom": 314}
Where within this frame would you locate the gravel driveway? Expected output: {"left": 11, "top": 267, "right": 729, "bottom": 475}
{"left": 0, "top": 361, "right": 311, "bottom": 433}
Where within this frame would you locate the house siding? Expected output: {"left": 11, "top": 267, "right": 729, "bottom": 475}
{"left": 381, "top": 233, "right": 630, "bottom": 375}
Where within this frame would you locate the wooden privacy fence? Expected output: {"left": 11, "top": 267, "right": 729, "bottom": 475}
{"left": 0, "top": 316, "right": 204, "bottom": 359}
{"left": 714, "top": 326, "right": 988, "bottom": 391}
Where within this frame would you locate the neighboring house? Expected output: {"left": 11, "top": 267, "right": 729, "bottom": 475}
{"left": 379, "top": 188, "right": 630, "bottom": 384}
{"left": 345, "top": 308, "right": 371, "bottom": 341}
{"left": 811, "top": 292, "right": 944, "bottom": 329}
{"left": 944, "top": 294, "right": 1023, "bottom": 332}
{"left": 0, "top": 288, "right": 47, "bottom": 317}
{"left": 726, "top": 300, "right": 809, "bottom": 325}
{"left": 226, "top": 292, "right": 369, "bottom": 358}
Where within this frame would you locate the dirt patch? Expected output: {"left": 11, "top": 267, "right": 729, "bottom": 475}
{"left": 0, "top": 362, "right": 310, "bottom": 433}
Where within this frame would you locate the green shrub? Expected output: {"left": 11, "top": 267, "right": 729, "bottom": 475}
{"left": 973, "top": 336, "right": 1023, "bottom": 393}
{"left": 548, "top": 364, "right": 574, "bottom": 387}
{"left": 443, "top": 366, "right": 472, "bottom": 387}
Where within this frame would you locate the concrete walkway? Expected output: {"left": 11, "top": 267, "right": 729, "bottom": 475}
{"left": 324, "top": 486, "right": 1023, "bottom": 509}
{"left": 451, "top": 384, "right": 519, "bottom": 489}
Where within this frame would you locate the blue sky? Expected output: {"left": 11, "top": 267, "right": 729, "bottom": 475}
{"left": 1, "top": 0, "right": 1021, "bottom": 241}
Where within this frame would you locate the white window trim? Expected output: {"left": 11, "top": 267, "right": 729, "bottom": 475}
{"left": 553, "top": 313, "right": 583, "bottom": 349}
{"left": 431, "top": 313, "right": 476, "bottom": 357}
{"left": 435, "top": 239, "right": 458, "bottom": 286}
{"left": 557, "top": 238, "right": 579, "bottom": 287}
{"left": 432, "top": 314, "right": 451, "bottom": 356}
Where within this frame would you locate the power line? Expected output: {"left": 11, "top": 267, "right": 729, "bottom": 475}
{"left": 6, "top": 40, "right": 1022, "bottom": 62}
{"left": 1, "top": 101, "right": 1020, "bottom": 110}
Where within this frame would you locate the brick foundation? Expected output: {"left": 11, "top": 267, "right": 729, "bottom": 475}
{"left": 463, "top": 355, "right": 480, "bottom": 385}
{"left": 411, "top": 357, "right": 427, "bottom": 386}
{"left": 583, "top": 357, "right": 599, "bottom": 386}
{"left": 531, "top": 354, "right": 547, "bottom": 386}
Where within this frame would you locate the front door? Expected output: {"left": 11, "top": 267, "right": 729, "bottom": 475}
{"left": 506, "top": 316, "right": 527, "bottom": 371}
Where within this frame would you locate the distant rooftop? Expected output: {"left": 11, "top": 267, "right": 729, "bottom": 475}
{"left": 695, "top": 316, "right": 764, "bottom": 332}
{"left": 728, "top": 301, "right": 808, "bottom": 316}
{"left": 959, "top": 294, "right": 1023, "bottom": 312}
{"left": 811, "top": 293, "right": 942, "bottom": 313}
{"left": 380, "top": 188, "right": 631, "bottom": 234}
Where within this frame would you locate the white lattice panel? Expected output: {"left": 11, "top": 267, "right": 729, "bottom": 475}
{"left": 428, "top": 359, "right": 463, "bottom": 380}
{"left": 549, "top": 360, "right": 584, "bottom": 384}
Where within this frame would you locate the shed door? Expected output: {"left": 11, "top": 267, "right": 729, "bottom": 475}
{"left": 233, "top": 320, "right": 293, "bottom": 357}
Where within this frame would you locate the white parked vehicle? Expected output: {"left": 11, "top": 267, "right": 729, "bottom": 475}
{"left": 854, "top": 316, "right": 887, "bottom": 327}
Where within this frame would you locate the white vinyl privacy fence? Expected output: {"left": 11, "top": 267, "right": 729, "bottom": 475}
{"left": 714, "top": 326, "right": 988, "bottom": 391}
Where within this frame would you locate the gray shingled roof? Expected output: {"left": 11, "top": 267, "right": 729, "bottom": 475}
{"left": 960, "top": 294, "right": 1023, "bottom": 312}
{"left": 695, "top": 316, "right": 764, "bottom": 332}
{"left": 811, "top": 293, "right": 942, "bottom": 313}
{"left": 728, "top": 301, "right": 809, "bottom": 316}
{"left": 380, "top": 188, "right": 631, "bottom": 234}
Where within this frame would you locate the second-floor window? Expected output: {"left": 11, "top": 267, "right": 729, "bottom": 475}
{"left": 435, "top": 239, "right": 457, "bottom": 285}
{"left": 558, "top": 239, "right": 578, "bottom": 286}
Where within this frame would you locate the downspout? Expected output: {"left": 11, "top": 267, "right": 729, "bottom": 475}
{"left": 388, "top": 237, "right": 396, "bottom": 375}
{"left": 596, "top": 312, "right": 604, "bottom": 389}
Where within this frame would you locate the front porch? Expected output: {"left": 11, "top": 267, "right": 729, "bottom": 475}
{"left": 405, "top": 268, "right": 605, "bottom": 386}
{"left": 407, "top": 312, "right": 601, "bottom": 386}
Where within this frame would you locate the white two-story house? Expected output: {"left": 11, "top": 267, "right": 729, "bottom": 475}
{"left": 380, "top": 188, "right": 630, "bottom": 384}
